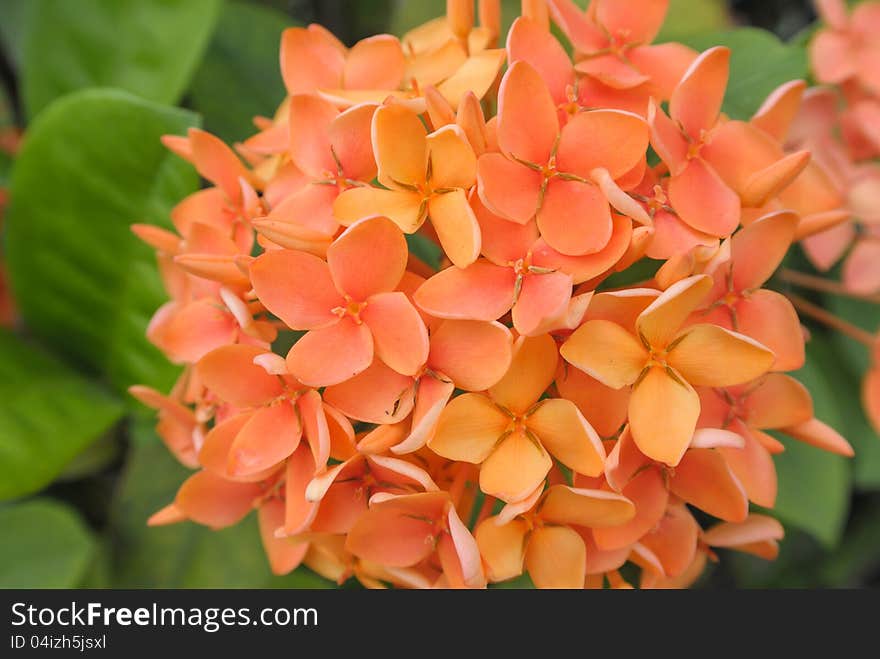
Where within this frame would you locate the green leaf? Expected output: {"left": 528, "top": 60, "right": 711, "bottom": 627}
{"left": 107, "top": 425, "right": 333, "bottom": 588}
{"left": 188, "top": 1, "right": 292, "bottom": 143}
{"left": 770, "top": 337, "right": 851, "bottom": 548}
{"left": 4, "top": 89, "right": 200, "bottom": 396}
{"left": 0, "top": 330, "right": 123, "bottom": 501}
{"left": 20, "top": 0, "right": 221, "bottom": 119}
{"left": 656, "top": 0, "right": 730, "bottom": 42}
{"left": 679, "top": 27, "right": 808, "bottom": 120}
{"left": 0, "top": 498, "right": 96, "bottom": 587}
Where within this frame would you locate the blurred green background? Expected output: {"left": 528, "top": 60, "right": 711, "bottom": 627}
{"left": 0, "top": 0, "right": 878, "bottom": 589}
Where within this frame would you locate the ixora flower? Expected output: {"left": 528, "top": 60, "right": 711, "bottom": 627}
{"left": 131, "top": 1, "right": 862, "bottom": 589}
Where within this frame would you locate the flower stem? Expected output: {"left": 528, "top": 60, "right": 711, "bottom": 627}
{"left": 778, "top": 268, "right": 880, "bottom": 304}
{"left": 786, "top": 292, "right": 875, "bottom": 346}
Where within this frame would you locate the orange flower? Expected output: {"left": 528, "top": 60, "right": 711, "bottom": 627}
{"left": 547, "top": 0, "right": 696, "bottom": 113}
{"left": 428, "top": 334, "right": 605, "bottom": 502}
{"left": 476, "top": 484, "right": 635, "bottom": 588}
{"left": 252, "top": 96, "right": 377, "bottom": 254}
{"left": 334, "top": 102, "right": 481, "bottom": 267}
{"left": 250, "top": 216, "right": 429, "bottom": 387}
{"left": 561, "top": 275, "right": 775, "bottom": 465}
{"left": 477, "top": 61, "right": 649, "bottom": 256}
{"left": 345, "top": 491, "right": 486, "bottom": 588}
{"left": 280, "top": 25, "right": 406, "bottom": 105}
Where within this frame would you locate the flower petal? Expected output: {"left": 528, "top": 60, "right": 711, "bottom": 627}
{"left": 197, "top": 344, "right": 284, "bottom": 408}
{"left": 497, "top": 61, "right": 558, "bottom": 164}
{"left": 526, "top": 399, "right": 605, "bottom": 477}
{"left": 284, "top": 444, "right": 319, "bottom": 534}
{"left": 537, "top": 179, "right": 613, "bottom": 256}
{"left": 593, "top": 467, "right": 669, "bottom": 550}
{"left": 489, "top": 334, "right": 558, "bottom": 414}
{"left": 637, "top": 274, "right": 712, "bottom": 348}
{"left": 731, "top": 210, "right": 799, "bottom": 290}
{"left": 476, "top": 152, "right": 542, "bottom": 224}
{"left": 176, "top": 471, "right": 260, "bottom": 529}
{"left": 560, "top": 320, "right": 647, "bottom": 389}
{"left": 259, "top": 499, "right": 308, "bottom": 575}
{"left": 345, "top": 496, "right": 440, "bottom": 567}
{"left": 393, "top": 375, "right": 455, "bottom": 454}
{"left": 667, "top": 324, "right": 775, "bottom": 387}
{"left": 228, "top": 401, "right": 303, "bottom": 477}
{"left": 428, "top": 393, "right": 509, "bottom": 463}
{"left": 428, "top": 319, "right": 513, "bottom": 391}
{"left": 670, "top": 46, "right": 729, "bottom": 138}
{"left": 372, "top": 103, "right": 428, "bottom": 189}
{"left": 414, "top": 260, "right": 517, "bottom": 321}
{"left": 480, "top": 429, "right": 553, "bottom": 502}
{"left": 428, "top": 189, "right": 482, "bottom": 268}
{"left": 329, "top": 102, "right": 378, "bottom": 181}
{"left": 557, "top": 110, "right": 649, "bottom": 180}
{"left": 638, "top": 504, "right": 699, "bottom": 579}
{"left": 782, "top": 418, "right": 854, "bottom": 457}
{"left": 250, "top": 249, "right": 342, "bottom": 330}
{"left": 669, "top": 448, "right": 749, "bottom": 522}
{"left": 525, "top": 526, "right": 586, "bottom": 589}
{"left": 744, "top": 373, "right": 814, "bottom": 429}
{"left": 512, "top": 271, "right": 573, "bottom": 336}
{"left": 668, "top": 159, "right": 740, "bottom": 236}
{"left": 555, "top": 365, "right": 630, "bottom": 438}
{"left": 718, "top": 425, "right": 777, "bottom": 508}
{"left": 540, "top": 485, "right": 635, "bottom": 527}
{"left": 427, "top": 124, "right": 477, "bottom": 189}
{"left": 475, "top": 517, "right": 529, "bottom": 582}
{"left": 507, "top": 16, "right": 575, "bottom": 105}
{"left": 344, "top": 34, "right": 405, "bottom": 89}
{"left": 288, "top": 94, "right": 337, "bottom": 177}
{"left": 333, "top": 187, "right": 424, "bottom": 232}
{"left": 323, "top": 359, "right": 415, "bottom": 424}
{"left": 362, "top": 291, "right": 429, "bottom": 376}
{"left": 735, "top": 290, "right": 805, "bottom": 372}
{"left": 629, "top": 365, "right": 700, "bottom": 466}
{"left": 328, "top": 216, "right": 408, "bottom": 300}
{"left": 280, "top": 26, "right": 344, "bottom": 94}
{"left": 286, "top": 317, "right": 374, "bottom": 387}
{"left": 531, "top": 213, "right": 633, "bottom": 284}
{"left": 702, "top": 513, "right": 784, "bottom": 547}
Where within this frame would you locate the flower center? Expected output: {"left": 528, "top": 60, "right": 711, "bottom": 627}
{"left": 332, "top": 296, "right": 367, "bottom": 322}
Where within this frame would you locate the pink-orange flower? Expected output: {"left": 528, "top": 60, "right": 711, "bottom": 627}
{"left": 477, "top": 61, "right": 649, "bottom": 256}
{"left": 250, "top": 216, "right": 428, "bottom": 387}
{"left": 811, "top": 0, "right": 880, "bottom": 95}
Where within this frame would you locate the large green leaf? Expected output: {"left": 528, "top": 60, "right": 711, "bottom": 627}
{"left": 770, "top": 337, "right": 852, "bottom": 548}
{"left": 108, "top": 426, "right": 333, "bottom": 588}
{"left": 0, "top": 330, "right": 123, "bottom": 501}
{"left": 0, "top": 498, "right": 96, "bottom": 587}
{"left": 4, "top": 89, "right": 200, "bottom": 396}
{"left": 20, "top": 0, "right": 221, "bottom": 119}
{"left": 189, "top": 1, "right": 292, "bottom": 143}
{"left": 680, "top": 28, "right": 808, "bottom": 120}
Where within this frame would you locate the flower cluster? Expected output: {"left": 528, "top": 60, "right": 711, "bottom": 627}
{"left": 132, "top": 0, "right": 855, "bottom": 588}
